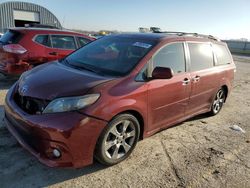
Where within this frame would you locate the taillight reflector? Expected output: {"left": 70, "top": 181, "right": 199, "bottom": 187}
{"left": 3, "top": 44, "right": 27, "bottom": 54}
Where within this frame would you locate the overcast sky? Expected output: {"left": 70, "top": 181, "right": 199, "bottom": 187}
{"left": 1, "top": 0, "right": 249, "bottom": 40}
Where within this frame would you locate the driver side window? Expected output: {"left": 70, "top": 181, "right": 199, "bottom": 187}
{"left": 152, "top": 43, "right": 186, "bottom": 74}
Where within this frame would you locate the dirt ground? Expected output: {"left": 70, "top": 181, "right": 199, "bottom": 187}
{"left": 0, "top": 56, "right": 249, "bottom": 188}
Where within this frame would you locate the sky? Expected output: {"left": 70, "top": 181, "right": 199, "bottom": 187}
{"left": 0, "top": 0, "right": 250, "bottom": 40}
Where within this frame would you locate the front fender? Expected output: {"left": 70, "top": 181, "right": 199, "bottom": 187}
{"left": 101, "top": 98, "right": 147, "bottom": 121}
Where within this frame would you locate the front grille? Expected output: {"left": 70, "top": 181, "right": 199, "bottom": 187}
{"left": 14, "top": 92, "right": 49, "bottom": 115}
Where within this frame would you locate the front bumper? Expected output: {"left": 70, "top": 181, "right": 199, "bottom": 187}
{"left": 4, "top": 85, "right": 107, "bottom": 168}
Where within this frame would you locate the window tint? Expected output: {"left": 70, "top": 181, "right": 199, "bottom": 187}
{"left": 51, "top": 35, "right": 76, "bottom": 50}
{"left": 34, "top": 35, "right": 50, "bottom": 47}
{"left": 189, "top": 43, "right": 214, "bottom": 71}
{"left": 213, "top": 44, "right": 232, "bottom": 65}
{"left": 77, "top": 37, "right": 91, "bottom": 47}
{"left": 152, "top": 43, "right": 185, "bottom": 74}
{"left": 0, "top": 30, "right": 22, "bottom": 44}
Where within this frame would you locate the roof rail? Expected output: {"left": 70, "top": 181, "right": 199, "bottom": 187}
{"left": 24, "top": 23, "right": 59, "bottom": 29}
{"left": 153, "top": 31, "right": 220, "bottom": 41}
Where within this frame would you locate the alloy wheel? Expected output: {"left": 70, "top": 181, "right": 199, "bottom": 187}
{"left": 104, "top": 120, "right": 136, "bottom": 159}
{"left": 212, "top": 89, "right": 225, "bottom": 114}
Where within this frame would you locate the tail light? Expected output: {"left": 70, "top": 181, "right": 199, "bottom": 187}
{"left": 3, "top": 44, "right": 27, "bottom": 54}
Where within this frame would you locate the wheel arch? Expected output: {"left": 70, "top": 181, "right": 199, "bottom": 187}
{"left": 221, "top": 85, "right": 228, "bottom": 102}
{"left": 115, "top": 110, "right": 145, "bottom": 140}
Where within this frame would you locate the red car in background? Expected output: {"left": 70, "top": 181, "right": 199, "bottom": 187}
{"left": 0, "top": 27, "right": 95, "bottom": 76}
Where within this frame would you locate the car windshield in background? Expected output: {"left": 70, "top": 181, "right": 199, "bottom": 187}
{"left": 65, "top": 36, "right": 156, "bottom": 77}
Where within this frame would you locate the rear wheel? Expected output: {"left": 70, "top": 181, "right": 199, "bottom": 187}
{"left": 209, "top": 88, "right": 226, "bottom": 116}
{"left": 95, "top": 114, "right": 140, "bottom": 166}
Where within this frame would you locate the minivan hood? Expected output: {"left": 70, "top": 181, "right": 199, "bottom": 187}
{"left": 18, "top": 61, "right": 113, "bottom": 100}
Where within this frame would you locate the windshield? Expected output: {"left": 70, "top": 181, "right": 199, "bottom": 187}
{"left": 65, "top": 35, "right": 156, "bottom": 77}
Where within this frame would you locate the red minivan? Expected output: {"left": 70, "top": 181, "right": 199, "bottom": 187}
{"left": 4, "top": 32, "right": 235, "bottom": 168}
{"left": 0, "top": 27, "right": 95, "bottom": 76}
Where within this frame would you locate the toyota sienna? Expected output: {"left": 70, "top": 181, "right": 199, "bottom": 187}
{"left": 4, "top": 32, "right": 235, "bottom": 168}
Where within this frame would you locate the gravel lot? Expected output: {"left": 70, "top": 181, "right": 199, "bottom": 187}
{"left": 0, "top": 56, "right": 250, "bottom": 188}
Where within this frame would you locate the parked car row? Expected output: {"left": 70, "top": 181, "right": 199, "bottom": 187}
{"left": 3, "top": 30, "right": 236, "bottom": 168}
{"left": 0, "top": 27, "right": 95, "bottom": 76}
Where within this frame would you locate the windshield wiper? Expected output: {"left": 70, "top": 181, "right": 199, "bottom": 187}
{"left": 64, "top": 59, "right": 103, "bottom": 75}
{"left": 77, "top": 65, "right": 100, "bottom": 74}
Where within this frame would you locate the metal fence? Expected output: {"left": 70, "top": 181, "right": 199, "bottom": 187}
{"left": 223, "top": 40, "right": 250, "bottom": 55}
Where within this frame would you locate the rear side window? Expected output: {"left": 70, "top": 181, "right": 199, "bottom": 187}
{"left": 34, "top": 35, "right": 51, "bottom": 47}
{"left": 51, "top": 35, "right": 76, "bottom": 50}
{"left": 0, "top": 30, "right": 22, "bottom": 44}
{"left": 77, "top": 37, "right": 92, "bottom": 47}
{"left": 152, "top": 43, "right": 186, "bottom": 74}
{"left": 189, "top": 43, "right": 214, "bottom": 71}
{"left": 213, "top": 44, "right": 232, "bottom": 65}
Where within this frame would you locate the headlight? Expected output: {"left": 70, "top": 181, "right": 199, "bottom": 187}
{"left": 43, "top": 94, "right": 100, "bottom": 114}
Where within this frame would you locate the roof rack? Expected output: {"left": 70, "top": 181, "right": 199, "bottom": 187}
{"left": 153, "top": 31, "right": 220, "bottom": 41}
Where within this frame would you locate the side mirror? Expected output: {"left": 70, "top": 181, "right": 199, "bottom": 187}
{"left": 151, "top": 67, "right": 173, "bottom": 79}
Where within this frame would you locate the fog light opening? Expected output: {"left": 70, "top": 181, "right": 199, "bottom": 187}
{"left": 52, "top": 148, "right": 61, "bottom": 158}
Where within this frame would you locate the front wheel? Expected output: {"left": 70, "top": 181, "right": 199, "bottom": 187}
{"left": 95, "top": 114, "right": 140, "bottom": 166}
{"left": 209, "top": 88, "right": 226, "bottom": 116}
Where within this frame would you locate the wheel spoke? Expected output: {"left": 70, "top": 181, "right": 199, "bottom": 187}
{"left": 214, "top": 104, "right": 217, "bottom": 112}
{"left": 215, "top": 104, "right": 220, "bottom": 111}
{"left": 112, "top": 145, "right": 120, "bottom": 159}
{"left": 125, "top": 130, "right": 135, "bottom": 138}
{"left": 105, "top": 140, "right": 116, "bottom": 150}
{"left": 217, "top": 106, "right": 220, "bottom": 111}
{"left": 213, "top": 102, "right": 217, "bottom": 108}
{"left": 213, "top": 100, "right": 218, "bottom": 105}
{"left": 122, "top": 120, "right": 130, "bottom": 133}
{"left": 218, "top": 91, "right": 223, "bottom": 98}
{"left": 110, "top": 126, "right": 120, "bottom": 137}
{"left": 216, "top": 92, "right": 220, "bottom": 99}
{"left": 122, "top": 142, "right": 131, "bottom": 153}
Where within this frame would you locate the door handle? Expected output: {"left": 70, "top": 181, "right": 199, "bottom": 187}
{"left": 182, "top": 78, "right": 190, "bottom": 85}
{"left": 192, "top": 75, "right": 200, "bottom": 82}
{"left": 49, "top": 52, "right": 58, "bottom": 56}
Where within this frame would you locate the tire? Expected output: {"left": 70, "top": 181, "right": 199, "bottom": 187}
{"left": 95, "top": 114, "right": 140, "bottom": 166}
{"left": 209, "top": 88, "right": 226, "bottom": 116}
